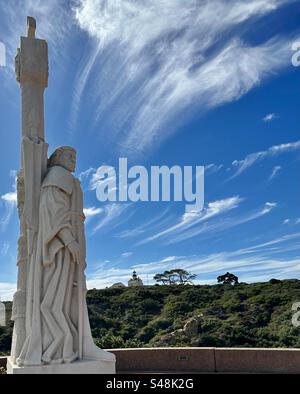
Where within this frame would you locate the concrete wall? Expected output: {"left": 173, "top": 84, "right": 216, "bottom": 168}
{"left": 109, "top": 347, "right": 300, "bottom": 374}
{"left": 2, "top": 347, "right": 300, "bottom": 373}
{"left": 214, "top": 348, "right": 300, "bottom": 374}
{"left": 109, "top": 347, "right": 215, "bottom": 373}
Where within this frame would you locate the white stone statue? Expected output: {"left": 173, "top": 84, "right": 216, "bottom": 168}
{"left": 16, "top": 147, "right": 115, "bottom": 367}
{"left": 7, "top": 17, "right": 115, "bottom": 374}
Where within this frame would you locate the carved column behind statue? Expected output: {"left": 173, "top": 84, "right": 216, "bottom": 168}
{"left": 11, "top": 17, "right": 49, "bottom": 362}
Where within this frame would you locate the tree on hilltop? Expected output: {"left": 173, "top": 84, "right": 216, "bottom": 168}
{"left": 154, "top": 269, "right": 197, "bottom": 285}
{"left": 217, "top": 272, "right": 239, "bottom": 285}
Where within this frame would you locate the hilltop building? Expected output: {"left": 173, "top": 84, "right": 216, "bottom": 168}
{"left": 109, "top": 271, "right": 144, "bottom": 289}
{"left": 110, "top": 282, "right": 126, "bottom": 289}
{"left": 128, "top": 271, "right": 144, "bottom": 287}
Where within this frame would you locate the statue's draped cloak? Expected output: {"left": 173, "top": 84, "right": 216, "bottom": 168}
{"left": 18, "top": 166, "right": 87, "bottom": 366}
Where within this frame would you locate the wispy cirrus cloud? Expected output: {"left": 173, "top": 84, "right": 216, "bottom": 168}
{"left": 79, "top": 167, "right": 96, "bottom": 182}
{"left": 205, "top": 163, "right": 224, "bottom": 175}
{"left": 165, "top": 201, "right": 277, "bottom": 244}
{"left": 269, "top": 165, "right": 281, "bottom": 181}
{"left": 78, "top": 166, "right": 134, "bottom": 234}
{"left": 139, "top": 196, "right": 243, "bottom": 244}
{"left": 83, "top": 206, "right": 103, "bottom": 223}
{"left": 0, "top": 170, "right": 17, "bottom": 234}
{"left": 0, "top": 0, "right": 72, "bottom": 80}
{"left": 263, "top": 113, "right": 279, "bottom": 122}
{"left": 0, "top": 192, "right": 17, "bottom": 231}
{"left": 0, "top": 242, "right": 10, "bottom": 257}
{"left": 72, "top": 0, "right": 296, "bottom": 155}
{"left": 230, "top": 140, "right": 300, "bottom": 179}
{"left": 92, "top": 203, "right": 132, "bottom": 234}
{"left": 121, "top": 252, "right": 133, "bottom": 258}
{"left": 0, "top": 282, "right": 16, "bottom": 301}
{"left": 116, "top": 208, "right": 171, "bottom": 239}
{"left": 141, "top": 199, "right": 277, "bottom": 245}
{"left": 239, "top": 231, "right": 300, "bottom": 253}
{"left": 87, "top": 231, "right": 300, "bottom": 289}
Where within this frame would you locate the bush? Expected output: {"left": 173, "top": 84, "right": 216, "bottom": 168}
{"left": 269, "top": 279, "right": 282, "bottom": 284}
{"left": 94, "top": 334, "right": 125, "bottom": 349}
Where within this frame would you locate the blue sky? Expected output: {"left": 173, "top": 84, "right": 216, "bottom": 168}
{"left": 0, "top": 0, "right": 300, "bottom": 299}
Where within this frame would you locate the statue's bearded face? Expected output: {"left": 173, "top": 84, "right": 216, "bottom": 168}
{"left": 57, "top": 150, "right": 76, "bottom": 173}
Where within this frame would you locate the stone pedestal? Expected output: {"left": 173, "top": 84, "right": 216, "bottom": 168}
{"left": 7, "top": 356, "right": 116, "bottom": 375}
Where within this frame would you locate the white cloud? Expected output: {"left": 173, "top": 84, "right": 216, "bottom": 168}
{"left": 161, "top": 256, "right": 178, "bottom": 263}
{"left": 79, "top": 167, "right": 96, "bottom": 182}
{"left": 263, "top": 113, "right": 278, "bottom": 122}
{"left": 0, "top": 170, "right": 18, "bottom": 231}
{"left": 236, "top": 231, "right": 300, "bottom": 253}
{"left": 87, "top": 230, "right": 300, "bottom": 288}
{"left": 1, "top": 192, "right": 17, "bottom": 203}
{"left": 83, "top": 206, "right": 103, "bottom": 224}
{"left": 0, "top": 0, "right": 72, "bottom": 77}
{"left": 182, "top": 196, "right": 242, "bottom": 223}
{"left": 72, "top": 0, "right": 295, "bottom": 155}
{"left": 77, "top": 167, "right": 134, "bottom": 233}
{"left": 166, "top": 201, "right": 277, "bottom": 244}
{"left": 269, "top": 165, "right": 281, "bottom": 181}
{"left": 205, "top": 164, "right": 224, "bottom": 175}
{"left": 116, "top": 208, "right": 170, "bottom": 239}
{"left": 92, "top": 203, "right": 131, "bottom": 234}
{"left": 0, "top": 282, "right": 16, "bottom": 301}
{"left": 1, "top": 191, "right": 17, "bottom": 232}
{"left": 263, "top": 202, "right": 277, "bottom": 211}
{"left": 121, "top": 252, "right": 133, "bottom": 258}
{"left": 0, "top": 243, "right": 10, "bottom": 257}
{"left": 283, "top": 218, "right": 290, "bottom": 225}
{"left": 140, "top": 196, "right": 243, "bottom": 244}
{"left": 231, "top": 140, "right": 300, "bottom": 179}
{"left": 89, "top": 166, "right": 113, "bottom": 191}
{"left": 140, "top": 199, "right": 276, "bottom": 245}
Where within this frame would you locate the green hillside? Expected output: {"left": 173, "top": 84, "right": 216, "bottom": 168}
{"left": 1, "top": 279, "right": 300, "bottom": 355}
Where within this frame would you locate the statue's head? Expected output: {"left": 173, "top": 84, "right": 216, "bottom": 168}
{"left": 48, "top": 146, "right": 76, "bottom": 173}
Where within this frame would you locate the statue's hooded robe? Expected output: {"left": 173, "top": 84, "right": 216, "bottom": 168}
{"left": 17, "top": 165, "right": 108, "bottom": 366}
